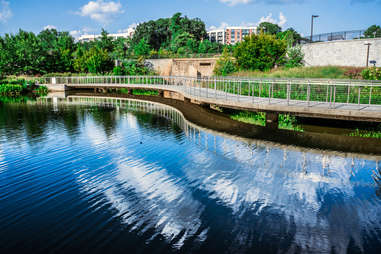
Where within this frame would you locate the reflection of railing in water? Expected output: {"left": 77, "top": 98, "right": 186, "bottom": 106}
{"left": 34, "top": 96, "right": 381, "bottom": 252}
{"left": 38, "top": 95, "right": 381, "bottom": 168}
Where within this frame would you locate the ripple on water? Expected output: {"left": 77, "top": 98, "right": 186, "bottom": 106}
{"left": 0, "top": 100, "right": 380, "bottom": 253}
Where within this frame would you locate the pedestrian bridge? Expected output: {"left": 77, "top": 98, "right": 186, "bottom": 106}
{"left": 41, "top": 76, "right": 381, "bottom": 124}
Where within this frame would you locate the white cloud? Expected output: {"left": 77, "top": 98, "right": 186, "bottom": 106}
{"left": 219, "top": 0, "right": 252, "bottom": 6}
{"left": 209, "top": 22, "right": 229, "bottom": 30}
{"left": 209, "top": 12, "right": 287, "bottom": 31}
{"left": 0, "top": 0, "right": 12, "bottom": 23}
{"left": 44, "top": 25, "right": 57, "bottom": 30}
{"left": 258, "top": 12, "right": 287, "bottom": 27}
{"left": 77, "top": 0, "right": 124, "bottom": 24}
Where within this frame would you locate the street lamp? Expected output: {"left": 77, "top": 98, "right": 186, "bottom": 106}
{"left": 310, "top": 15, "right": 319, "bottom": 42}
{"left": 365, "top": 42, "right": 372, "bottom": 67}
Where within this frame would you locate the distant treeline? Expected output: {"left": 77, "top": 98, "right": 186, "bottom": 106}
{"left": 0, "top": 13, "right": 231, "bottom": 76}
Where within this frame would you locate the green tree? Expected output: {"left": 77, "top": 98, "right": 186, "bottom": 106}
{"left": 97, "top": 29, "right": 114, "bottom": 52}
{"left": 258, "top": 22, "right": 282, "bottom": 35}
{"left": 214, "top": 47, "right": 237, "bottom": 76}
{"left": 38, "top": 29, "right": 75, "bottom": 73}
{"left": 74, "top": 47, "right": 113, "bottom": 74}
{"left": 364, "top": 25, "right": 381, "bottom": 38}
{"left": 134, "top": 38, "right": 151, "bottom": 56}
{"left": 276, "top": 28, "right": 303, "bottom": 46}
{"left": 234, "top": 33, "right": 287, "bottom": 71}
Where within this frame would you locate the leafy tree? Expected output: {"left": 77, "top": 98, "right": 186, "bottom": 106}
{"left": 113, "top": 59, "right": 155, "bottom": 75}
{"left": 276, "top": 28, "right": 303, "bottom": 46}
{"left": 214, "top": 47, "right": 237, "bottom": 76}
{"left": 364, "top": 25, "right": 381, "bottom": 38}
{"left": 97, "top": 29, "right": 114, "bottom": 52}
{"left": 112, "top": 37, "right": 132, "bottom": 60}
{"left": 258, "top": 22, "right": 282, "bottom": 35}
{"left": 74, "top": 47, "right": 113, "bottom": 74}
{"left": 134, "top": 38, "right": 151, "bottom": 56}
{"left": 171, "top": 32, "right": 196, "bottom": 53}
{"left": 38, "top": 29, "right": 75, "bottom": 73}
{"left": 131, "top": 13, "right": 207, "bottom": 54}
{"left": 234, "top": 33, "right": 287, "bottom": 71}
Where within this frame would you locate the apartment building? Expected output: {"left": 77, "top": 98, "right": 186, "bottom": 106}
{"left": 208, "top": 26, "right": 258, "bottom": 45}
{"left": 208, "top": 29, "right": 226, "bottom": 44}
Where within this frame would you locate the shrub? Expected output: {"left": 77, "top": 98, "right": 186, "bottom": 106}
{"left": 284, "top": 45, "right": 304, "bottom": 68}
{"left": 234, "top": 33, "right": 287, "bottom": 71}
{"left": 214, "top": 48, "right": 237, "bottom": 76}
{"left": 343, "top": 67, "right": 364, "bottom": 79}
{"left": 0, "top": 84, "right": 24, "bottom": 96}
{"left": 34, "top": 86, "right": 48, "bottom": 96}
{"left": 362, "top": 67, "right": 381, "bottom": 80}
{"left": 112, "top": 59, "right": 155, "bottom": 76}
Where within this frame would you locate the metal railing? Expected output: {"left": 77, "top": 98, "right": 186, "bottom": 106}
{"left": 302, "top": 30, "right": 380, "bottom": 43}
{"left": 40, "top": 76, "right": 381, "bottom": 110}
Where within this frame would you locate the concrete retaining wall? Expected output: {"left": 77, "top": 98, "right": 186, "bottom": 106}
{"left": 301, "top": 38, "right": 381, "bottom": 67}
{"left": 146, "top": 58, "right": 217, "bottom": 77}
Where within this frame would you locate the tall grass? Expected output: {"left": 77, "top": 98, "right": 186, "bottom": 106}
{"left": 230, "top": 66, "right": 360, "bottom": 79}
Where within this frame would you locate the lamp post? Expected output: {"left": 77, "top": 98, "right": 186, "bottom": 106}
{"left": 310, "top": 15, "right": 319, "bottom": 42}
{"left": 364, "top": 42, "right": 371, "bottom": 67}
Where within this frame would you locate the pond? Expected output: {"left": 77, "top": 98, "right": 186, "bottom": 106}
{"left": 0, "top": 96, "right": 380, "bottom": 253}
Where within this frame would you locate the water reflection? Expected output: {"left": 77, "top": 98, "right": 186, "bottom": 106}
{"left": 0, "top": 96, "right": 380, "bottom": 253}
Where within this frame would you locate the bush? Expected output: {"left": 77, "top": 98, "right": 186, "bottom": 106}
{"left": 214, "top": 48, "right": 237, "bottom": 76}
{"left": 34, "top": 86, "right": 48, "bottom": 96}
{"left": 0, "top": 84, "right": 24, "bottom": 96}
{"left": 343, "top": 67, "right": 364, "bottom": 80}
{"left": 362, "top": 67, "right": 381, "bottom": 80}
{"left": 234, "top": 33, "right": 286, "bottom": 71}
{"left": 284, "top": 45, "right": 304, "bottom": 68}
{"left": 74, "top": 47, "right": 114, "bottom": 74}
{"left": 113, "top": 59, "right": 155, "bottom": 76}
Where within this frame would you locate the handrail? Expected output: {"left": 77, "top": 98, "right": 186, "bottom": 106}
{"left": 40, "top": 75, "right": 381, "bottom": 110}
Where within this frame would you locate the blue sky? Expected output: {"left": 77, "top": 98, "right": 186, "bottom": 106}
{"left": 0, "top": 0, "right": 380, "bottom": 38}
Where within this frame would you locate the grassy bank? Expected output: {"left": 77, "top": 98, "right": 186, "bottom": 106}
{"left": 0, "top": 78, "right": 48, "bottom": 99}
{"left": 230, "top": 66, "right": 364, "bottom": 80}
{"left": 228, "top": 110, "right": 303, "bottom": 131}
{"left": 120, "top": 88, "right": 159, "bottom": 96}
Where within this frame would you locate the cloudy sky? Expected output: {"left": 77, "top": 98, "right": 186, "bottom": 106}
{"left": 0, "top": 0, "right": 380, "bottom": 38}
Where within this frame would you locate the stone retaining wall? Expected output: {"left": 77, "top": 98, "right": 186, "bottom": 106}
{"left": 301, "top": 38, "right": 381, "bottom": 67}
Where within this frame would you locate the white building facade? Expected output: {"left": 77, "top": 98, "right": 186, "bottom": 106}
{"left": 78, "top": 28, "right": 135, "bottom": 43}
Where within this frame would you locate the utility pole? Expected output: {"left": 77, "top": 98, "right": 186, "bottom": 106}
{"left": 364, "top": 42, "right": 371, "bottom": 67}
{"left": 310, "top": 15, "right": 319, "bottom": 42}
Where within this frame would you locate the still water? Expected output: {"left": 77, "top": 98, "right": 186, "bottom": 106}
{"left": 0, "top": 96, "right": 380, "bottom": 254}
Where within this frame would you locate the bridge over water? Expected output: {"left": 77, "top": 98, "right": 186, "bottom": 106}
{"left": 41, "top": 76, "right": 381, "bottom": 126}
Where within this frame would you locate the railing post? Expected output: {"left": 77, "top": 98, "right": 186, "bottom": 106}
{"left": 287, "top": 81, "right": 290, "bottom": 105}
{"left": 215, "top": 78, "right": 217, "bottom": 99}
{"left": 369, "top": 84, "right": 373, "bottom": 105}
{"left": 347, "top": 83, "right": 351, "bottom": 104}
{"left": 259, "top": 81, "right": 262, "bottom": 98}
{"left": 206, "top": 77, "right": 209, "bottom": 98}
{"left": 268, "top": 81, "right": 271, "bottom": 104}
{"left": 358, "top": 87, "right": 361, "bottom": 106}
{"left": 333, "top": 85, "right": 336, "bottom": 108}
{"left": 329, "top": 84, "right": 333, "bottom": 108}
{"left": 307, "top": 81, "right": 311, "bottom": 106}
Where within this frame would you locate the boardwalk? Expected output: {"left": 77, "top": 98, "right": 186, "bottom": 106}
{"left": 41, "top": 76, "right": 381, "bottom": 122}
